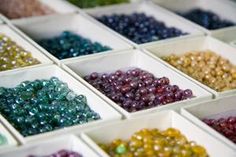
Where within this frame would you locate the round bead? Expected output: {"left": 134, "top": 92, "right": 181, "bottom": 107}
{"left": 100, "top": 128, "right": 208, "bottom": 157}
{"left": 84, "top": 68, "right": 194, "bottom": 112}
{"left": 0, "top": 0, "right": 54, "bottom": 19}
{"left": 0, "top": 133, "right": 7, "bottom": 146}
{"left": 0, "top": 77, "right": 100, "bottom": 137}
{"left": 179, "top": 8, "right": 235, "bottom": 30}
{"left": 0, "top": 34, "right": 40, "bottom": 72}
{"left": 29, "top": 149, "right": 83, "bottom": 157}
{"left": 163, "top": 50, "right": 236, "bottom": 92}
{"left": 67, "top": 0, "right": 129, "bottom": 8}
{"left": 203, "top": 116, "right": 236, "bottom": 144}
{"left": 38, "top": 31, "right": 111, "bottom": 60}
{"left": 96, "top": 13, "right": 187, "bottom": 44}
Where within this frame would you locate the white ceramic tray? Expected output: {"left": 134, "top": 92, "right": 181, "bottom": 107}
{"left": 84, "top": 0, "right": 204, "bottom": 47}
{"left": 212, "top": 27, "right": 236, "bottom": 48}
{"left": 12, "top": 13, "right": 133, "bottom": 65}
{"left": 181, "top": 95, "right": 236, "bottom": 150}
{"left": 81, "top": 110, "right": 236, "bottom": 157}
{"left": 144, "top": 35, "right": 236, "bottom": 98}
{"left": 1, "top": 135, "right": 100, "bottom": 157}
{"left": 0, "top": 122, "right": 18, "bottom": 153}
{"left": 63, "top": 49, "right": 212, "bottom": 118}
{"left": 0, "top": 65, "right": 122, "bottom": 144}
{"left": 152, "top": 0, "right": 236, "bottom": 34}
{"left": 0, "top": 24, "right": 52, "bottom": 74}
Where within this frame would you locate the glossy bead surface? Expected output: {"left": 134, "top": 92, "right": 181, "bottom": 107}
{"left": 68, "top": 0, "right": 129, "bottom": 8}
{"left": 29, "top": 149, "right": 83, "bottom": 157}
{"left": 0, "top": 77, "right": 100, "bottom": 137}
{"left": 0, "top": 34, "right": 40, "bottom": 72}
{"left": 163, "top": 50, "right": 236, "bottom": 92}
{"left": 0, "top": 0, "right": 54, "bottom": 19}
{"left": 100, "top": 128, "right": 208, "bottom": 157}
{"left": 38, "top": 31, "right": 111, "bottom": 60}
{"left": 96, "top": 13, "right": 187, "bottom": 44}
{"left": 179, "top": 9, "right": 235, "bottom": 30}
{"left": 84, "top": 68, "right": 194, "bottom": 112}
{"left": 203, "top": 116, "right": 236, "bottom": 143}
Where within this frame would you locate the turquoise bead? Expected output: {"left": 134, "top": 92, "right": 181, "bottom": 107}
{"left": 0, "top": 77, "right": 101, "bottom": 137}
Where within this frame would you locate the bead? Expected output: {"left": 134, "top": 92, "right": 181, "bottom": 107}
{"left": 0, "top": 0, "right": 54, "bottom": 19}
{"left": 179, "top": 9, "right": 235, "bottom": 30}
{"left": 203, "top": 116, "right": 236, "bottom": 144}
{"left": 67, "top": 0, "right": 129, "bottom": 8}
{"left": 0, "top": 133, "right": 7, "bottom": 146}
{"left": 96, "top": 13, "right": 187, "bottom": 44}
{"left": 38, "top": 31, "right": 111, "bottom": 60}
{"left": 0, "top": 77, "right": 100, "bottom": 137}
{"left": 0, "top": 34, "right": 40, "bottom": 72}
{"left": 100, "top": 128, "right": 208, "bottom": 157}
{"left": 163, "top": 50, "right": 236, "bottom": 92}
{"left": 84, "top": 68, "right": 194, "bottom": 113}
{"left": 29, "top": 149, "right": 83, "bottom": 157}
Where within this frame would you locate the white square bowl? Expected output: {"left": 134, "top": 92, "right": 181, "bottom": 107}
{"left": 81, "top": 110, "right": 236, "bottom": 157}
{"left": 12, "top": 13, "right": 133, "bottom": 65}
{"left": 212, "top": 27, "right": 236, "bottom": 48}
{"left": 0, "top": 122, "right": 18, "bottom": 153}
{"left": 181, "top": 95, "right": 236, "bottom": 150}
{"left": 144, "top": 35, "right": 236, "bottom": 98}
{"left": 0, "top": 24, "right": 52, "bottom": 74}
{"left": 63, "top": 49, "right": 212, "bottom": 118}
{"left": 84, "top": 0, "right": 204, "bottom": 47}
{"left": 1, "top": 135, "right": 99, "bottom": 157}
{"left": 152, "top": 0, "right": 236, "bottom": 34}
{"left": 0, "top": 65, "right": 122, "bottom": 144}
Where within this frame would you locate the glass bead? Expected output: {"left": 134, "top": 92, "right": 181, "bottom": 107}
{"left": 179, "top": 9, "right": 235, "bottom": 30}
{"left": 0, "top": 0, "right": 54, "bottom": 19}
{"left": 0, "top": 34, "right": 40, "bottom": 72}
{"left": 96, "top": 13, "right": 187, "bottom": 44}
{"left": 163, "top": 50, "right": 236, "bottom": 92}
{"left": 100, "top": 128, "right": 208, "bottom": 157}
{"left": 84, "top": 68, "right": 194, "bottom": 113}
{"left": 38, "top": 31, "right": 111, "bottom": 60}
{"left": 67, "top": 0, "right": 129, "bottom": 8}
{"left": 0, "top": 133, "right": 7, "bottom": 146}
{"left": 0, "top": 77, "right": 101, "bottom": 137}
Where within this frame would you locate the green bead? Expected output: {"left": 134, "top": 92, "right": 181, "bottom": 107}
{"left": 116, "top": 144, "right": 127, "bottom": 154}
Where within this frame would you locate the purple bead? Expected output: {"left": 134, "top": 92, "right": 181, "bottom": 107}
{"left": 84, "top": 68, "right": 194, "bottom": 113}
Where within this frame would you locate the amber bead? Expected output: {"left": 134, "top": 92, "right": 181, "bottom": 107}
{"left": 100, "top": 128, "right": 208, "bottom": 157}
{"left": 163, "top": 50, "right": 236, "bottom": 92}
{"left": 0, "top": 34, "right": 40, "bottom": 72}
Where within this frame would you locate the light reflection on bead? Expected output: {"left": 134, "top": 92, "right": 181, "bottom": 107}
{"left": 0, "top": 77, "right": 100, "bottom": 137}
{"left": 163, "top": 50, "right": 236, "bottom": 92}
{"left": 100, "top": 128, "right": 208, "bottom": 157}
{"left": 0, "top": 34, "right": 40, "bottom": 72}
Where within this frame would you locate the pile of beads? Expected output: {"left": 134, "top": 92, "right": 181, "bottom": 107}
{"left": 0, "top": 34, "right": 40, "bottom": 72}
{"left": 0, "top": 0, "right": 54, "bottom": 19}
{"left": 179, "top": 9, "right": 235, "bottom": 30}
{"left": 203, "top": 116, "right": 236, "bottom": 143}
{"left": 67, "top": 0, "right": 129, "bottom": 8}
{"left": 162, "top": 50, "right": 236, "bottom": 92}
{"left": 100, "top": 128, "right": 208, "bottom": 157}
{"left": 96, "top": 13, "right": 187, "bottom": 44}
{"left": 84, "top": 68, "right": 193, "bottom": 112}
{"left": 28, "top": 149, "right": 82, "bottom": 157}
{"left": 0, "top": 133, "right": 7, "bottom": 146}
{"left": 0, "top": 77, "right": 100, "bottom": 137}
{"left": 38, "top": 31, "right": 111, "bottom": 60}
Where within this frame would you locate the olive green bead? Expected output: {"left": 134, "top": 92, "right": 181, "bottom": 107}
{"left": 0, "top": 34, "right": 40, "bottom": 72}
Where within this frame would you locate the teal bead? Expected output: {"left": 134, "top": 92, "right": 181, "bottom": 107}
{"left": 0, "top": 77, "right": 101, "bottom": 137}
